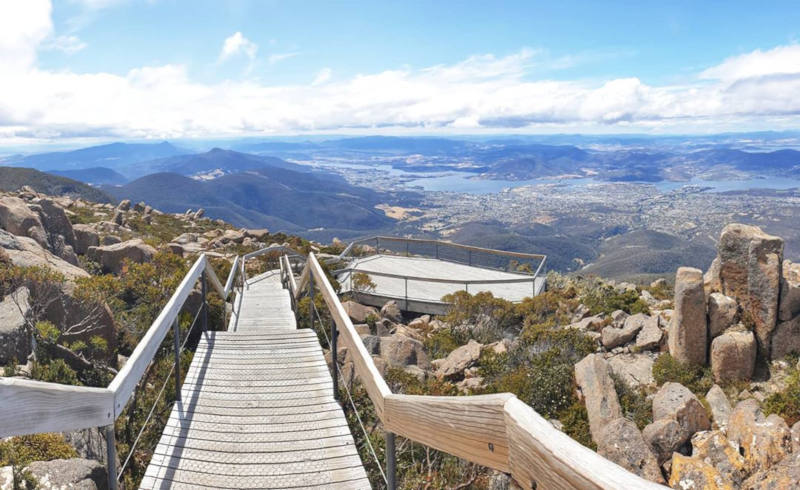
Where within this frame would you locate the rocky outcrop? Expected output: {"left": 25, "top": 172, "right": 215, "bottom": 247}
{"left": 669, "top": 267, "right": 707, "bottom": 365}
{"left": 0, "top": 196, "right": 48, "bottom": 247}
{"left": 727, "top": 399, "right": 792, "bottom": 473}
{"left": 574, "top": 354, "right": 622, "bottom": 442}
{"left": 24, "top": 458, "right": 107, "bottom": 489}
{"left": 0, "top": 287, "right": 32, "bottom": 365}
{"left": 342, "top": 301, "right": 379, "bottom": 324}
{"left": 635, "top": 318, "right": 663, "bottom": 351}
{"left": 596, "top": 418, "right": 664, "bottom": 484}
{"left": 35, "top": 198, "right": 76, "bottom": 247}
{"left": 716, "top": 224, "right": 783, "bottom": 358}
{"left": 0, "top": 230, "right": 88, "bottom": 280}
{"left": 708, "top": 292, "right": 737, "bottom": 339}
{"left": 652, "top": 382, "right": 710, "bottom": 443}
{"left": 691, "top": 430, "right": 747, "bottom": 486}
{"left": 61, "top": 427, "right": 108, "bottom": 464}
{"left": 88, "top": 238, "right": 156, "bottom": 274}
{"left": 743, "top": 452, "right": 800, "bottom": 489}
{"left": 710, "top": 329, "right": 756, "bottom": 383}
{"left": 436, "top": 339, "right": 482, "bottom": 380}
{"left": 607, "top": 353, "right": 654, "bottom": 389}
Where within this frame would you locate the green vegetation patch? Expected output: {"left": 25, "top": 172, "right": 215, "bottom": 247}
{"left": 652, "top": 353, "right": 713, "bottom": 396}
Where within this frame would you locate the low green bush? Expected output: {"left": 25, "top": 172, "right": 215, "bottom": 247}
{"left": 652, "top": 353, "right": 713, "bottom": 395}
{"left": 582, "top": 285, "right": 650, "bottom": 316}
{"left": 612, "top": 373, "right": 652, "bottom": 430}
{"left": 764, "top": 357, "right": 800, "bottom": 426}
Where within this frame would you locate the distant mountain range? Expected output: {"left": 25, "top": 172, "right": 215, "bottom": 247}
{"left": 3, "top": 142, "right": 186, "bottom": 172}
{"left": 47, "top": 167, "right": 128, "bottom": 186}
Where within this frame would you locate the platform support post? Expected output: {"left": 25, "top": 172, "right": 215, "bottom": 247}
{"left": 201, "top": 270, "right": 208, "bottom": 333}
{"left": 386, "top": 431, "right": 396, "bottom": 490}
{"left": 173, "top": 316, "right": 181, "bottom": 403}
{"left": 308, "top": 278, "right": 314, "bottom": 331}
{"left": 105, "top": 424, "right": 117, "bottom": 490}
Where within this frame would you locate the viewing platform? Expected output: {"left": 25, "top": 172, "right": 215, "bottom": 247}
{"left": 336, "top": 237, "right": 547, "bottom": 314}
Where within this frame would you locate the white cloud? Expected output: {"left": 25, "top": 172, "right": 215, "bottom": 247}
{"left": 311, "top": 68, "right": 332, "bottom": 86}
{"left": 268, "top": 52, "right": 298, "bottom": 65}
{"left": 219, "top": 32, "right": 257, "bottom": 62}
{"left": 42, "top": 35, "right": 87, "bottom": 54}
{"left": 3, "top": 3, "right": 800, "bottom": 143}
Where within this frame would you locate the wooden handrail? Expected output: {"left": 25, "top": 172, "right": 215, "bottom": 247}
{"left": 303, "top": 252, "right": 665, "bottom": 489}
{"left": 223, "top": 255, "right": 240, "bottom": 298}
{"left": 336, "top": 267, "right": 537, "bottom": 285}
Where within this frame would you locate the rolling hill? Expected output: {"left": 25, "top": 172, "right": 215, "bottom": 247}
{"left": 4, "top": 141, "right": 186, "bottom": 172}
{"left": 119, "top": 148, "right": 309, "bottom": 179}
{"left": 47, "top": 167, "right": 128, "bottom": 186}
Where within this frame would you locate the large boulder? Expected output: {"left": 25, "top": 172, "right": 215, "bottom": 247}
{"left": 574, "top": 354, "right": 622, "bottom": 442}
{"left": 642, "top": 418, "right": 685, "bottom": 465}
{"left": 379, "top": 334, "right": 430, "bottom": 369}
{"left": 601, "top": 313, "right": 651, "bottom": 349}
{"left": 0, "top": 196, "right": 47, "bottom": 247}
{"left": 708, "top": 292, "right": 737, "bottom": 339}
{"left": 668, "top": 453, "right": 734, "bottom": 490}
{"left": 342, "top": 301, "right": 379, "bottom": 324}
{"left": 717, "top": 224, "right": 783, "bottom": 358}
{"left": 61, "top": 427, "right": 108, "bottom": 464}
{"left": 24, "top": 458, "right": 107, "bottom": 489}
{"left": 596, "top": 418, "right": 664, "bottom": 484}
{"left": 691, "top": 430, "right": 747, "bottom": 486}
{"left": 88, "top": 238, "right": 156, "bottom": 274}
{"left": 727, "top": 399, "right": 792, "bottom": 473}
{"left": 380, "top": 300, "right": 403, "bottom": 323}
{"left": 779, "top": 260, "right": 800, "bottom": 321}
{"left": 436, "top": 339, "right": 482, "bottom": 380}
{"left": 669, "top": 267, "right": 708, "bottom": 365}
{"left": 771, "top": 315, "right": 800, "bottom": 360}
{"left": 35, "top": 198, "right": 76, "bottom": 247}
{"left": 0, "top": 287, "right": 32, "bottom": 365}
{"left": 635, "top": 317, "right": 663, "bottom": 351}
{"left": 607, "top": 353, "right": 654, "bottom": 389}
{"left": 652, "top": 382, "right": 710, "bottom": 443}
{"left": 0, "top": 230, "right": 88, "bottom": 281}
{"left": 72, "top": 224, "right": 100, "bottom": 255}
{"left": 710, "top": 329, "right": 756, "bottom": 383}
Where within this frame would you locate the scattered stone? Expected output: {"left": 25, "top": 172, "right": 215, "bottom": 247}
{"left": 353, "top": 324, "right": 371, "bottom": 336}
{"left": 112, "top": 209, "right": 124, "bottom": 226}
{"left": 36, "top": 198, "right": 75, "bottom": 247}
{"left": 708, "top": 292, "right": 738, "bottom": 339}
{"left": 342, "top": 301, "right": 379, "bottom": 323}
{"left": 244, "top": 228, "right": 269, "bottom": 241}
{"left": 0, "top": 287, "right": 32, "bottom": 365}
{"left": 710, "top": 329, "right": 756, "bottom": 383}
{"left": 380, "top": 300, "right": 402, "bottom": 323}
{"left": 651, "top": 278, "right": 667, "bottom": 289}
{"left": 101, "top": 235, "right": 121, "bottom": 246}
{"left": 133, "top": 201, "right": 146, "bottom": 212}
{"left": 61, "top": 427, "right": 108, "bottom": 464}
{"left": 601, "top": 313, "right": 650, "bottom": 349}
{"left": 792, "top": 421, "right": 800, "bottom": 453}
{"left": 569, "top": 314, "right": 605, "bottom": 332}
{"left": 668, "top": 453, "right": 734, "bottom": 490}
{"left": 375, "top": 318, "right": 394, "bottom": 337}
{"left": 643, "top": 418, "right": 686, "bottom": 465}
{"left": 436, "top": 340, "right": 482, "bottom": 380}
{"left": 727, "top": 398, "right": 792, "bottom": 472}
{"left": 705, "top": 384, "right": 732, "bottom": 428}
{"left": 0, "top": 230, "right": 88, "bottom": 280}
{"left": 596, "top": 418, "right": 664, "bottom": 484}
{"left": 668, "top": 267, "right": 707, "bottom": 365}
{"left": 607, "top": 353, "right": 654, "bottom": 389}
{"left": 611, "top": 309, "right": 628, "bottom": 325}
{"left": 635, "top": 318, "right": 663, "bottom": 351}
{"left": 652, "top": 382, "right": 711, "bottom": 442}
{"left": 116, "top": 199, "right": 131, "bottom": 211}
{"left": 88, "top": 238, "right": 156, "bottom": 274}
{"left": 24, "top": 458, "right": 107, "bottom": 490}
{"left": 193, "top": 208, "right": 205, "bottom": 219}
{"left": 574, "top": 354, "right": 622, "bottom": 441}
{"left": 717, "top": 223, "right": 783, "bottom": 358}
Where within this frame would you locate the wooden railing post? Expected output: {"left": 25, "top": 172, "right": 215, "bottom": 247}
{"left": 331, "top": 319, "right": 338, "bottom": 400}
{"left": 386, "top": 431, "right": 396, "bottom": 490}
{"left": 104, "top": 424, "right": 117, "bottom": 490}
{"left": 308, "top": 276, "right": 314, "bottom": 331}
{"left": 201, "top": 270, "right": 208, "bottom": 333}
{"left": 173, "top": 316, "right": 181, "bottom": 403}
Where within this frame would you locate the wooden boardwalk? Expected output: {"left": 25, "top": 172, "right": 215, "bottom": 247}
{"left": 141, "top": 271, "right": 369, "bottom": 489}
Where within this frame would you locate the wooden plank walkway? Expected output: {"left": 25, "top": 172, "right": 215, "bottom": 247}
{"left": 141, "top": 271, "right": 369, "bottom": 489}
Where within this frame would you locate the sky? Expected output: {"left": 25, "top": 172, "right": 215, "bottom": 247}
{"left": 2, "top": 0, "right": 800, "bottom": 146}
